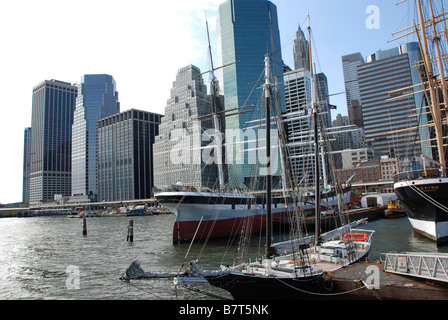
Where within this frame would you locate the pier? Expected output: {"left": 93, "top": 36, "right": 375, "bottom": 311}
{"left": 328, "top": 259, "right": 448, "bottom": 300}
{"left": 0, "top": 198, "right": 167, "bottom": 218}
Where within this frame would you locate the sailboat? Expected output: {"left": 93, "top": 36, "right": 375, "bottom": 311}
{"left": 154, "top": 17, "right": 351, "bottom": 244}
{"left": 123, "top": 18, "right": 375, "bottom": 300}
{"left": 171, "top": 37, "right": 375, "bottom": 298}
{"left": 153, "top": 18, "right": 291, "bottom": 243}
{"left": 392, "top": 0, "right": 448, "bottom": 246}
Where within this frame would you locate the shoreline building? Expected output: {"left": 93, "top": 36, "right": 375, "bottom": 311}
{"left": 71, "top": 74, "right": 120, "bottom": 203}
{"left": 217, "top": 0, "right": 285, "bottom": 189}
{"left": 153, "top": 65, "right": 219, "bottom": 189}
{"left": 22, "top": 127, "right": 31, "bottom": 204}
{"left": 97, "top": 109, "right": 161, "bottom": 201}
{"left": 29, "top": 80, "right": 78, "bottom": 206}
{"left": 357, "top": 42, "right": 430, "bottom": 159}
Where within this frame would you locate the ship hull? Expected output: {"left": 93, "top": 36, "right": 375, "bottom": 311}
{"left": 394, "top": 177, "right": 448, "bottom": 246}
{"left": 155, "top": 191, "right": 289, "bottom": 243}
{"left": 155, "top": 187, "right": 351, "bottom": 243}
{"left": 206, "top": 273, "right": 326, "bottom": 300}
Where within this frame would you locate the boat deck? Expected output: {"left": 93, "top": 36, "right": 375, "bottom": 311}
{"left": 235, "top": 240, "right": 371, "bottom": 278}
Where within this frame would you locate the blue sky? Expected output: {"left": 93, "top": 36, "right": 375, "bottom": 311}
{"left": 0, "top": 0, "right": 429, "bottom": 204}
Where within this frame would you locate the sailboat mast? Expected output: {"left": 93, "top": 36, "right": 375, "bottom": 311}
{"left": 416, "top": 0, "right": 446, "bottom": 171}
{"left": 264, "top": 54, "right": 274, "bottom": 258}
{"left": 307, "top": 15, "right": 321, "bottom": 245}
{"left": 206, "top": 14, "right": 226, "bottom": 189}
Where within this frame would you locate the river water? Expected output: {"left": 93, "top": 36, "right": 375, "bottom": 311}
{"left": 0, "top": 214, "right": 447, "bottom": 300}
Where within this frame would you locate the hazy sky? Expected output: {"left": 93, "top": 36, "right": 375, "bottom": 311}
{"left": 0, "top": 0, "right": 429, "bottom": 204}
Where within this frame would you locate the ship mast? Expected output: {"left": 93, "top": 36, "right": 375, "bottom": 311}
{"left": 206, "top": 14, "right": 226, "bottom": 190}
{"left": 416, "top": 0, "right": 447, "bottom": 172}
{"left": 307, "top": 14, "right": 321, "bottom": 245}
{"left": 264, "top": 54, "right": 274, "bottom": 258}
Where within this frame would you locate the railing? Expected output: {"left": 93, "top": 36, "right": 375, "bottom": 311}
{"left": 394, "top": 168, "right": 447, "bottom": 183}
{"left": 384, "top": 252, "right": 448, "bottom": 283}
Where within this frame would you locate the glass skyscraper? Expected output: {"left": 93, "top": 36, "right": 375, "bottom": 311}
{"left": 217, "top": 0, "right": 285, "bottom": 189}
{"left": 71, "top": 74, "right": 119, "bottom": 202}
{"left": 342, "top": 52, "right": 365, "bottom": 128}
{"left": 29, "top": 80, "right": 78, "bottom": 206}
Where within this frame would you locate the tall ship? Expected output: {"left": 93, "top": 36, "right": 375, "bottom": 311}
{"left": 155, "top": 184, "right": 351, "bottom": 243}
{"left": 154, "top": 18, "right": 351, "bottom": 243}
{"left": 154, "top": 19, "right": 291, "bottom": 243}
{"left": 392, "top": 0, "right": 448, "bottom": 246}
{"left": 124, "top": 20, "right": 375, "bottom": 299}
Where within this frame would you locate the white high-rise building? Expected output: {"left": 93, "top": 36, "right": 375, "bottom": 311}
{"left": 153, "top": 65, "right": 218, "bottom": 189}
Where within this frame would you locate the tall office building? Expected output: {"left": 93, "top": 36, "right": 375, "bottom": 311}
{"left": 97, "top": 109, "right": 161, "bottom": 201}
{"left": 71, "top": 74, "right": 120, "bottom": 203}
{"left": 29, "top": 80, "right": 78, "bottom": 206}
{"left": 357, "top": 42, "right": 429, "bottom": 159}
{"left": 283, "top": 69, "right": 315, "bottom": 186}
{"left": 153, "top": 65, "right": 218, "bottom": 189}
{"left": 217, "top": 0, "right": 285, "bottom": 189}
{"left": 342, "top": 52, "right": 365, "bottom": 127}
{"left": 293, "top": 26, "right": 310, "bottom": 71}
{"left": 283, "top": 67, "right": 333, "bottom": 186}
{"left": 22, "top": 127, "right": 31, "bottom": 204}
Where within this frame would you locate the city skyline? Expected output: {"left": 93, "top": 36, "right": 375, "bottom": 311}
{"left": 0, "top": 1, "right": 425, "bottom": 204}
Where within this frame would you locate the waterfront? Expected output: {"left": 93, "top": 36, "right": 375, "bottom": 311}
{"left": 0, "top": 214, "right": 447, "bottom": 300}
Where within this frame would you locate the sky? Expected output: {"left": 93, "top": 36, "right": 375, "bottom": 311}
{"left": 0, "top": 0, "right": 426, "bottom": 204}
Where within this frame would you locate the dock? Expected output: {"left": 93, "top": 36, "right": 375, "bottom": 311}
{"left": 327, "top": 259, "right": 448, "bottom": 300}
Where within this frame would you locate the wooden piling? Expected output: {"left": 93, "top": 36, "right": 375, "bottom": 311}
{"left": 127, "top": 220, "right": 134, "bottom": 242}
{"left": 82, "top": 218, "right": 87, "bottom": 236}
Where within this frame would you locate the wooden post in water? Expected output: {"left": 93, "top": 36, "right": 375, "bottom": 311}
{"left": 127, "top": 220, "right": 134, "bottom": 242}
{"left": 82, "top": 218, "right": 87, "bottom": 236}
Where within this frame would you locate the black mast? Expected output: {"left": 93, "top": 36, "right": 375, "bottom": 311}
{"left": 264, "top": 55, "right": 274, "bottom": 258}
{"left": 308, "top": 16, "right": 321, "bottom": 245}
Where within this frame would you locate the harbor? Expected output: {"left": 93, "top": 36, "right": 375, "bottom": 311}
{"left": 0, "top": 213, "right": 447, "bottom": 301}
{"left": 1, "top": 0, "right": 447, "bottom": 306}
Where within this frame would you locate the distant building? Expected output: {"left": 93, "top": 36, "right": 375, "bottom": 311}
{"left": 358, "top": 43, "right": 427, "bottom": 159}
{"left": 342, "top": 52, "right": 365, "bottom": 128}
{"left": 153, "top": 65, "right": 218, "bottom": 189}
{"left": 340, "top": 148, "right": 370, "bottom": 170}
{"left": 71, "top": 74, "right": 120, "bottom": 203}
{"left": 22, "top": 127, "right": 31, "bottom": 204}
{"left": 334, "top": 157, "right": 399, "bottom": 184}
{"left": 97, "top": 109, "right": 162, "bottom": 201}
{"left": 331, "top": 114, "right": 366, "bottom": 156}
{"left": 29, "top": 80, "right": 78, "bottom": 206}
{"left": 293, "top": 26, "right": 310, "bottom": 71}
